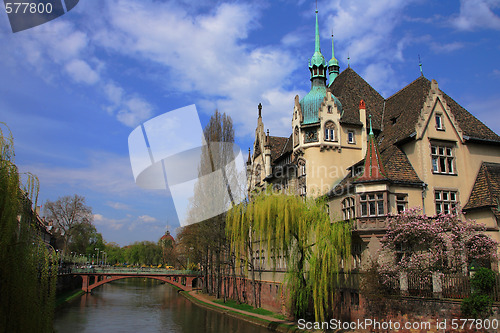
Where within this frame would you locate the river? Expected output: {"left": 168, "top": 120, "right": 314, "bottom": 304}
{"left": 54, "top": 279, "right": 273, "bottom": 333}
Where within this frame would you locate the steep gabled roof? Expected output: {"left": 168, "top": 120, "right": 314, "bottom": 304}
{"left": 464, "top": 162, "right": 500, "bottom": 210}
{"left": 355, "top": 129, "right": 388, "bottom": 182}
{"left": 379, "top": 76, "right": 430, "bottom": 150}
{"left": 441, "top": 92, "right": 500, "bottom": 142}
{"left": 379, "top": 76, "right": 500, "bottom": 151}
{"left": 273, "top": 134, "right": 293, "bottom": 164}
{"left": 268, "top": 136, "right": 288, "bottom": 163}
{"left": 330, "top": 67, "right": 385, "bottom": 130}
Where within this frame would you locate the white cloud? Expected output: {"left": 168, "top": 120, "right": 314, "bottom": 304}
{"left": 322, "top": 0, "right": 418, "bottom": 93}
{"left": 93, "top": 213, "right": 125, "bottom": 230}
{"left": 86, "top": 0, "right": 301, "bottom": 137}
{"left": 451, "top": 0, "right": 500, "bottom": 31}
{"left": 430, "top": 41, "right": 465, "bottom": 54}
{"left": 20, "top": 151, "right": 141, "bottom": 195}
{"left": 65, "top": 59, "right": 100, "bottom": 84}
{"left": 116, "top": 97, "right": 154, "bottom": 127}
{"left": 106, "top": 201, "right": 131, "bottom": 210}
{"left": 138, "top": 215, "right": 158, "bottom": 223}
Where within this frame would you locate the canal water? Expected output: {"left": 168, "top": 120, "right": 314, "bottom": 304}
{"left": 54, "top": 279, "right": 272, "bottom": 333}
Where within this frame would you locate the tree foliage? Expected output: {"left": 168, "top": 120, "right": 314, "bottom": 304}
{"left": 0, "top": 124, "right": 57, "bottom": 332}
{"left": 379, "top": 209, "right": 498, "bottom": 283}
{"left": 44, "top": 194, "right": 93, "bottom": 252}
{"left": 226, "top": 189, "right": 351, "bottom": 321}
{"left": 182, "top": 109, "right": 237, "bottom": 299}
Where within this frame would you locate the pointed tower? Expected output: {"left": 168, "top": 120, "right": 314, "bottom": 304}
{"left": 300, "top": 9, "right": 328, "bottom": 125}
{"left": 328, "top": 33, "right": 340, "bottom": 87}
{"left": 309, "top": 9, "right": 327, "bottom": 81}
{"left": 356, "top": 115, "right": 388, "bottom": 182}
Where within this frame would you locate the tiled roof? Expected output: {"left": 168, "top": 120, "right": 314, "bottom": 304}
{"left": 269, "top": 136, "right": 288, "bottom": 163}
{"left": 379, "top": 76, "right": 430, "bottom": 150}
{"left": 380, "top": 145, "right": 422, "bottom": 184}
{"left": 379, "top": 76, "right": 500, "bottom": 151}
{"left": 355, "top": 133, "right": 388, "bottom": 182}
{"left": 273, "top": 134, "right": 293, "bottom": 164}
{"left": 330, "top": 67, "right": 385, "bottom": 130}
{"left": 464, "top": 162, "right": 500, "bottom": 210}
{"left": 441, "top": 92, "right": 500, "bottom": 142}
{"left": 329, "top": 145, "right": 422, "bottom": 197}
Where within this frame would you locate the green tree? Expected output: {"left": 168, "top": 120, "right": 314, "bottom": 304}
{"left": 226, "top": 189, "right": 351, "bottom": 320}
{"left": 0, "top": 124, "right": 57, "bottom": 332}
{"left": 105, "top": 242, "right": 124, "bottom": 265}
{"left": 184, "top": 109, "right": 237, "bottom": 299}
{"left": 44, "top": 194, "right": 93, "bottom": 252}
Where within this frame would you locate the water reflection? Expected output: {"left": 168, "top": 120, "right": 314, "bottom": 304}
{"left": 54, "top": 279, "right": 271, "bottom": 333}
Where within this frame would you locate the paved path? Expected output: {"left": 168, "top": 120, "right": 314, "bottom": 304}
{"left": 187, "top": 290, "right": 298, "bottom": 329}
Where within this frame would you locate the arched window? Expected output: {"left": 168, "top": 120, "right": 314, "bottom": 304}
{"left": 342, "top": 197, "right": 356, "bottom": 220}
{"left": 325, "top": 121, "right": 336, "bottom": 142}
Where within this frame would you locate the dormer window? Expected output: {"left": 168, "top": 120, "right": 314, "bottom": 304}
{"left": 435, "top": 114, "right": 444, "bottom": 130}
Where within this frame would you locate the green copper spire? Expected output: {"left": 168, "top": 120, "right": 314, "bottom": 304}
{"left": 328, "top": 32, "right": 340, "bottom": 87}
{"left": 309, "top": 9, "right": 327, "bottom": 78}
{"left": 315, "top": 10, "right": 320, "bottom": 53}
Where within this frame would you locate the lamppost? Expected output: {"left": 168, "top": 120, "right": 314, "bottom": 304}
{"left": 95, "top": 248, "right": 100, "bottom": 266}
{"left": 102, "top": 251, "right": 106, "bottom": 267}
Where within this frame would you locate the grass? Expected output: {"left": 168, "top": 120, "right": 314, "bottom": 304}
{"left": 55, "top": 289, "right": 85, "bottom": 308}
{"left": 212, "top": 299, "right": 286, "bottom": 320}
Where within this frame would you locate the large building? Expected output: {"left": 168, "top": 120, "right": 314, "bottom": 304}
{"left": 246, "top": 10, "right": 500, "bottom": 269}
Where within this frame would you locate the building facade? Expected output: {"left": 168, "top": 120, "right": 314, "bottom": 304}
{"left": 246, "top": 10, "right": 500, "bottom": 270}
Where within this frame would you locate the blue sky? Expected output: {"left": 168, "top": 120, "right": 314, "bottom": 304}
{"left": 1, "top": 0, "right": 499, "bottom": 246}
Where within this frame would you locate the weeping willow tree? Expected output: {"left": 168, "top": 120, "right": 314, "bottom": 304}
{"left": 226, "top": 189, "right": 351, "bottom": 321}
{"left": 0, "top": 124, "right": 57, "bottom": 332}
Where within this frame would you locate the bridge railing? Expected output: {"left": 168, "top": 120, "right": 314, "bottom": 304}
{"left": 71, "top": 267, "right": 201, "bottom": 275}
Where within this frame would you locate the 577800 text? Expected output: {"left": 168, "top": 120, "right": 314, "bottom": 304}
{"left": 4, "top": 2, "right": 53, "bottom": 14}
{"left": 297, "top": 318, "right": 499, "bottom": 331}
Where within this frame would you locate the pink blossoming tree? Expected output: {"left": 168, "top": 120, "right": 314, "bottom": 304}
{"left": 378, "top": 209, "right": 498, "bottom": 284}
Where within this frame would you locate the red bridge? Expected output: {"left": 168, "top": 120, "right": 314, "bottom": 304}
{"left": 71, "top": 268, "right": 203, "bottom": 292}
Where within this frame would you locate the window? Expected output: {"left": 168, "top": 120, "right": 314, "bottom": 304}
{"left": 435, "top": 114, "right": 443, "bottom": 130}
{"left": 360, "top": 193, "right": 385, "bottom": 217}
{"left": 298, "top": 160, "right": 306, "bottom": 177}
{"left": 294, "top": 127, "right": 299, "bottom": 146}
{"left": 396, "top": 194, "right": 408, "bottom": 213}
{"left": 435, "top": 190, "right": 458, "bottom": 215}
{"left": 327, "top": 105, "right": 332, "bottom": 114}
{"left": 352, "top": 165, "right": 364, "bottom": 177}
{"left": 431, "top": 144, "right": 455, "bottom": 174}
{"left": 254, "top": 164, "right": 262, "bottom": 186}
{"left": 348, "top": 131, "right": 355, "bottom": 144}
{"left": 324, "top": 122, "right": 336, "bottom": 141}
{"left": 342, "top": 197, "right": 356, "bottom": 220}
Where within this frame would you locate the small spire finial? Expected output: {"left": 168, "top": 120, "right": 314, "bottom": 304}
{"left": 369, "top": 115, "right": 373, "bottom": 135}
{"left": 258, "top": 103, "right": 262, "bottom": 117}
{"left": 347, "top": 52, "right": 350, "bottom": 68}
{"left": 418, "top": 54, "right": 423, "bottom": 76}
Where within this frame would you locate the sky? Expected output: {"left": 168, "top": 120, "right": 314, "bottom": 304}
{"left": 1, "top": 0, "right": 499, "bottom": 246}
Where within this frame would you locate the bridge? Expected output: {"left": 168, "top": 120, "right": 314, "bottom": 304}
{"left": 71, "top": 267, "right": 203, "bottom": 292}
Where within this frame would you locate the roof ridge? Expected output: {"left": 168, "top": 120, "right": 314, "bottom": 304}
{"left": 385, "top": 75, "right": 429, "bottom": 101}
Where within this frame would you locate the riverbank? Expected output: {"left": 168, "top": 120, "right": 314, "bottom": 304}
{"left": 181, "top": 290, "right": 306, "bottom": 333}
{"left": 55, "top": 289, "right": 85, "bottom": 308}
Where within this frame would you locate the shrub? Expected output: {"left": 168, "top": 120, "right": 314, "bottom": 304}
{"left": 470, "top": 267, "right": 496, "bottom": 294}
